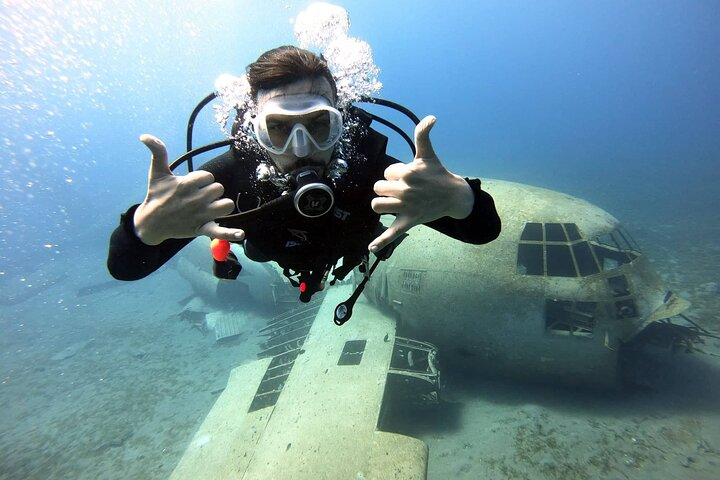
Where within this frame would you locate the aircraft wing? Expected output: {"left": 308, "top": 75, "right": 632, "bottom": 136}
{"left": 170, "top": 284, "right": 432, "bottom": 480}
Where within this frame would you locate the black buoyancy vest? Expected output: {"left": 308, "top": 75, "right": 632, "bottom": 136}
{"left": 225, "top": 122, "right": 391, "bottom": 276}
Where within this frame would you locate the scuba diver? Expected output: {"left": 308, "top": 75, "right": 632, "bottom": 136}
{"left": 107, "top": 46, "right": 501, "bottom": 321}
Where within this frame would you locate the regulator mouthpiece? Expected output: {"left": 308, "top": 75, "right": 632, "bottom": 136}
{"left": 292, "top": 168, "right": 334, "bottom": 218}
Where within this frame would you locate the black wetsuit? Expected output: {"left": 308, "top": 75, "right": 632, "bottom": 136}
{"left": 107, "top": 124, "right": 501, "bottom": 286}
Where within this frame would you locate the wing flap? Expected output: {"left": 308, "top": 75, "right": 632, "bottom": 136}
{"left": 171, "top": 284, "right": 429, "bottom": 479}
{"left": 170, "top": 358, "right": 274, "bottom": 479}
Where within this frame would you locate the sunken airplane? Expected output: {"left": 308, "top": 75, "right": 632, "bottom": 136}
{"left": 169, "top": 178, "right": 707, "bottom": 479}
{"left": 166, "top": 86, "right": 706, "bottom": 479}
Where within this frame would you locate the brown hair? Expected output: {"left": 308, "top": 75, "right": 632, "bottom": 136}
{"left": 246, "top": 46, "right": 337, "bottom": 101}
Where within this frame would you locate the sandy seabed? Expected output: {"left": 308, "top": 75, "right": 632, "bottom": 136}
{"left": 1, "top": 212, "right": 718, "bottom": 480}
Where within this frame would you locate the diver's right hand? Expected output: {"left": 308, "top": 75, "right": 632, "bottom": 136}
{"left": 132, "top": 134, "right": 245, "bottom": 246}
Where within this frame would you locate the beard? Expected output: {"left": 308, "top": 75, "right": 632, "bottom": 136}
{"left": 269, "top": 149, "right": 334, "bottom": 175}
{"left": 294, "top": 157, "right": 327, "bottom": 169}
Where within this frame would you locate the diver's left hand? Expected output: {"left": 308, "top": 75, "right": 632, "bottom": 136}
{"left": 369, "top": 115, "right": 474, "bottom": 253}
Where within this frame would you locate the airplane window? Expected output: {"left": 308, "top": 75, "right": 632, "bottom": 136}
{"left": 604, "top": 256, "right": 619, "bottom": 270}
{"left": 521, "top": 222, "right": 543, "bottom": 241}
{"left": 517, "top": 244, "right": 544, "bottom": 275}
{"left": 565, "top": 223, "right": 582, "bottom": 241}
{"left": 545, "top": 223, "right": 568, "bottom": 242}
{"left": 593, "top": 228, "right": 641, "bottom": 256}
{"left": 611, "top": 231, "right": 631, "bottom": 251}
{"left": 618, "top": 227, "right": 641, "bottom": 252}
{"left": 595, "top": 233, "right": 620, "bottom": 250}
{"left": 518, "top": 223, "right": 639, "bottom": 278}
{"left": 607, "top": 275, "right": 630, "bottom": 297}
{"left": 614, "top": 228, "right": 641, "bottom": 253}
{"left": 575, "top": 301, "right": 597, "bottom": 316}
{"left": 546, "top": 244, "right": 576, "bottom": 277}
{"left": 592, "top": 244, "right": 636, "bottom": 271}
{"left": 545, "top": 299, "right": 596, "bottom": 337}
{"left": 572, "top": 242, "right": 600, "bottom": 276}
{"left": 615, "top": 299, "right": 638, "bottom": 319}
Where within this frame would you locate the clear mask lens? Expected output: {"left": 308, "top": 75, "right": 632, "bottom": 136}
{"left": 253, "top": 95, "right": 343, "bottom": 156}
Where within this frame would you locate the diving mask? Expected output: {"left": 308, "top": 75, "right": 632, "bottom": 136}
{"left": 253, "top": 94, "right": 343, "bottom": 157}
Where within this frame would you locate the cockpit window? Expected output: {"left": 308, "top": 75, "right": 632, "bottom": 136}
{"left": 593, "top": 244, "right": 638, "bottom": 271}
{"left": 607, "top": 275, "right": 630, "bottom": 297}
{"left": 572, "top": 242, "right": 598, "bottom": 276}
{"left": 546, "top": 244, "right": 575, "bottom": 277}
{"left": 517, "top": 243, "right": 544, "bottom": 275}
{"left": 565, "top": 223, "right": 582, "bottom": 241}
{"left": 517, "top": 223, "right": 641, "bottom": 277}
{"left": 596, "top": 229, "right": 641, "bottom": 253}
{"left": 545, "top": 223, "right": 567, "bottom": 242}
{"left": 545, "top": 299, "right": 596, "bottom": 337}
{"left": 520, "top": 222, "right": 543, "bottom": 241}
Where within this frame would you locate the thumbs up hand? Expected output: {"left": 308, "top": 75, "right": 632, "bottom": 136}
{"left": 369, "top": 116, "right": 474, "bottom": 253}
{"left": 132, "top": 134, "right": 245, "bottom": 246}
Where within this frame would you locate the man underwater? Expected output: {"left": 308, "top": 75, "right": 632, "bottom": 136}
{"left": 107, "top": 46, "right": 501, "bottom": 302}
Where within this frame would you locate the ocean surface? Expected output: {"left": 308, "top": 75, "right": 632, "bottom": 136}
{"left": 1, "top": 1, "right": 719, "bottom": 479}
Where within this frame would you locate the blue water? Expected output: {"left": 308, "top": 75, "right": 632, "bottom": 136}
{"left": 1, "top": 1, "right": 719, "bottom": 478}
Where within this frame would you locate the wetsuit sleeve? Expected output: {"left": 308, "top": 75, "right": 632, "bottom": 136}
{"left": 107, "top": 204, "right": 192, "bottom": 280}
{"left": 424, "top": 177, "right": 501, "bottom": 245}
{"left": 377, "top": 153, "right": 501, "bottom": 245}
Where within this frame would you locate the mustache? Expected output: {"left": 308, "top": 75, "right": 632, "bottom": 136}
{"left": 294, "top": 157, "right": 326, "bottom": 169}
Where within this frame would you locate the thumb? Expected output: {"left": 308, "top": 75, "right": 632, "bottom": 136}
{"left": 369, "top": 216, "right": 410, "bottom": 254}
{"left": 140, "top": 134, "right": 172, "bottom": 178}
{"left": 414, "top": 115, "right": 438, "bottom": 162}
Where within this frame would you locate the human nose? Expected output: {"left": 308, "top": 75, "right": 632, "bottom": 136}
{"left": 292, "top": 128, "right": 311, "bottom": 157}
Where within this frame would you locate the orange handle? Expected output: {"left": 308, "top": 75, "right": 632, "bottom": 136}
{"left": 210, "top": 239, "right": 231, "bottom": 262}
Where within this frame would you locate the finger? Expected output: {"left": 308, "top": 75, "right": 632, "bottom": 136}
{"left": 140, "top": 134, "right": 172, "bottom": 178}
{"left": 368, "top": 216, "right": 411, "bottom": 253}
{"left": 184, "top": 170, "right": 216, "bottom": 188}
{"left": 383, "top": 162, "right": 406, "bottom": 181}
{"left": 414, "top": 115, "right": 438, "bottom": 162}
{"left": 197, "top": 221, "right": 245, "bottom": 241}
{"left": 199, "top": 182, "right": 225, "bottom": 201}
{"left": 371, "top": 196, "right": 403, "bottom": 215}
{"left": 373, "top": 179, "right": 403, "bottom": 197}
{"left": 207, "top": 197, "right": 236, "bottom": 217}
